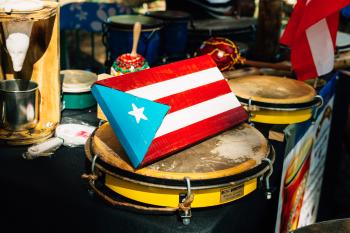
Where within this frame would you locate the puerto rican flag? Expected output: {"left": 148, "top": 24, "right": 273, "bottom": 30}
{"left": 280, "top": 0, "right": 350, "bottom": 81}
{"left": 92, "top": 55, "right": 247, "bottom": 168}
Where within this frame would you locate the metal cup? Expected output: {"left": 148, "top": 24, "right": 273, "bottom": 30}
{"left": 0, "top": 79, "right": 39, "bottom": 131}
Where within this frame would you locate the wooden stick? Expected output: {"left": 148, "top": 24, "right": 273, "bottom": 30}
{"left": 313, "top": 78, "right": 318, "bottom": 89}
{"left": 334, "top": 51, "right": 350, "bottom": 70}
{"left": 244, "top": 59, "right": 291, "bottom": 71}
{"left": 223, "top": 67, "right": 261, "bottom": 80}
{"left": 131, "top": 22, "right": 141, "bottom": 57}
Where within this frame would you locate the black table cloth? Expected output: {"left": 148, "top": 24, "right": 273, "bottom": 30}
{"left": 1, "top": 109, "right": 279, "bottom": 233}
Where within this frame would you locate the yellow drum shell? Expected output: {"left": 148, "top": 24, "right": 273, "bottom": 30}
{"left": 85, "top": 123, "right": 274, "bottom": 208}
{"left": 104, "top": 175, "right": 257, "bottom": 208}
{"left": 248, "top": 108, "right": 314, "bottom": 125}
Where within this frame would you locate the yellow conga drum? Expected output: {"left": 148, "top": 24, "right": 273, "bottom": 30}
{"left": 83, "top": 122, "right": 274, "bottom": 223}
{"left": 227, "top": 76, "right": 323, "bottom": 124}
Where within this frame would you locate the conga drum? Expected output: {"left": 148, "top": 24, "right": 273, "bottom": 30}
{"left": 188, "top": 17, "right": 256, "bottom": 54}
{"left": 103, "top": 15, "right": 163, "bottom": 67}
{"left": 83, "top": 122, "right": 274, "bottom": 223}
{"left": 145, "top": 10, "right": 190, "bottom": 57}
{"left": 227, "top": 76, "right": 323, "bottom": 124}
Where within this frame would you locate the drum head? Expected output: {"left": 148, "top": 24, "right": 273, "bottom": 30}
{"left": 145, "top": 10, "right": 190, "bottom": 21}
{"left": 190, "top": 17, "right": 257, "bottom": 32}
{"left": 61, "top": 70, "right": 97, "bottom": 93}
{"left": 227, "top": 75, "right": 316, "bottom": 105}
{"left": 107, "top": 15, "right": 163, "bottom": 30}
{"left": 89, "top": 123, "right": 269, "bottom": 181}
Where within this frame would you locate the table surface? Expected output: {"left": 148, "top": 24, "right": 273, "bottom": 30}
{"left": 1, "top": 108, "right": 278, "bottom": 233}
{"left": 292, "top": 219, "right": 350, "bottom": 233}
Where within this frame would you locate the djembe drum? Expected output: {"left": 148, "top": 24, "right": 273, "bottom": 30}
{"left": 83, "top": 122, "right": 274, "bottom": 224}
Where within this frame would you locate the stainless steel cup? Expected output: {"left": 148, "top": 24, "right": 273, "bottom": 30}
{"left": 0, "top": 79, "right": 39, "bottom": 131}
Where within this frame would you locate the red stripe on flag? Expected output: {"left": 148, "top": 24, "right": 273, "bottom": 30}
{"left": 327, "top": 12, "right": 340, "bottom": 47}
{"left": 96, "top": 55, "right": 217, "bottom": 92}
{"left": 141, "top": 107, "right": 248, "bottom": 166}
{"left": 155, "top": 80, "right": 233, "bottom": 113}
{"left": 280, "top": 0, "right": 306, "bottom": 46}
{"left": 297, "top": 0, "right": 350, "bottom": 37}
{"left": 290, "top": 32, "right": 318, "bottom": 80}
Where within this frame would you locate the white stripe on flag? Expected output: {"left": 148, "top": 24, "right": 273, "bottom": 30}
{"left": 306, "top": 18, "right": 334, "bottom": 76}
{"left": 127, "top": 67, "right": 223, "bottom": 100}
{"left": 154, "top": 93, "right": 241, "bottom": 138}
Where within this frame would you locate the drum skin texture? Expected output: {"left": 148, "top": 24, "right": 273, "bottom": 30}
{"left": 195, "top": 37, "right": 243, "bottom": 71}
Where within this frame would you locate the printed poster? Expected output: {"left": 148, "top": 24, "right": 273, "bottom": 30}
{"left": 275, "top": 94, "right": 335, "bottom": 233}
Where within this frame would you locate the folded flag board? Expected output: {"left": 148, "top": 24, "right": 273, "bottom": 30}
{"left": 92, "top": 55, "right": 248, "bottom": 168}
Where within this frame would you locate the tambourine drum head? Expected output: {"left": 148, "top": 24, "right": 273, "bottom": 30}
{"left": 227, "top": 76, "right": 318, "bottom": 124}
{"left": 86, "top": 123, "right": 272, "bottom": 208}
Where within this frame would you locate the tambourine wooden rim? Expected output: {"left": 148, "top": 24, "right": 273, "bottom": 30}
{"left": 0, "top": 2, "right": 57, "bottom": 22}
{"left": 85, "top": 123, "right": 274, "bottom": 188}
{"left": 227, "top": 75, "right": 317, "bottom": 105}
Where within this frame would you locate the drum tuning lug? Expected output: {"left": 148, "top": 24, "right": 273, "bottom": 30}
{"left": 181, "top": 212, "right": 192, "bottom": 225}
{"left": 98, "top": 120, "right": 106, "bottom": 127}
{"left": 87, "top": 188, "right": 95, "bottom": 197}
{"left": 91, "top": 154, "right": 99, "bottom": 185}
{"left": 179, "top": 177, "right": 193, "bottom": 225}
{"left": 262, "top": 158, "right": 273, "bottom": 200}
{"left": 312, "top": 95, "right": 324, "bottom": 122}
{"left": 247, "top": 97, "right": 255, "bottom": 125}
{"left": 266, "top": 191, "right": 272, "bottom": 200}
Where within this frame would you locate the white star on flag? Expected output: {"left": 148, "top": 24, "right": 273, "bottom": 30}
{"left": 128, "top": 103, "right": 148, "bottom": 124}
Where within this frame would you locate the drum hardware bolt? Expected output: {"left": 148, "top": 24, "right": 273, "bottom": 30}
{"left": 81, "top": 174, "right": 98, "bottom": 197}
{"left": 258, "top": 176, "right": 264, "bottom": 188}
{"left": 98, "top": 120, "right": 106, "bottom": 127}
{"left": 262, "top": 158, "right": 273, "bottom": 200}
{"left": 87, "top": 187, "right": 95, "bottom": 197}
{"left": 179, "top": 177, "right": 194, "bottom": 225}
{"left": 81, "top": 173, "right": 98, "bottom": 182}
{"left": 247, "top": 97, "right": 255, "bottom": 126}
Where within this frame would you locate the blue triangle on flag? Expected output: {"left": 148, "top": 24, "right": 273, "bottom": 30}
{"left": 91, "top": 84, "right": 170, "bottom": 168}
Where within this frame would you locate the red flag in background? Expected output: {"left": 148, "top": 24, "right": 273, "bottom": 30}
{"left": 280, "top": 0, "right": 350, "bottom": 81}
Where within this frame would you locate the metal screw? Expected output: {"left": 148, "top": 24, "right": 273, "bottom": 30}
{"left": 88, "top": 189, "right": 95, "bottom": 197}
{"left": 266, "top": 191, "right": 272, "bottom": 200}
{"left": 182, "top": 218, "right": 191, "bottom": 225}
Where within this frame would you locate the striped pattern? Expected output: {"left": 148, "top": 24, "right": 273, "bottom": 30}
{"left": 97, "top": 55, "right": 247, "bottom": 166}
{"left": 280, "top": 0, "right": 350, "bottom": 80}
